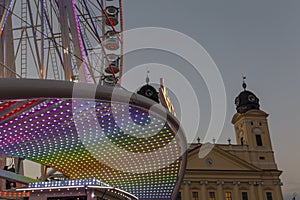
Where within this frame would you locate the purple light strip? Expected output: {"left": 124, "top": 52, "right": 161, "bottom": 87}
{"left": 71, "top": 0, "right": 89, "bottom": 82}
{"left": 0, "top": 0, "right": 14, "bottom": 35}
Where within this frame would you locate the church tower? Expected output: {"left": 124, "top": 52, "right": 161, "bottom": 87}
{"left": 231, "top": 78, "right": 277, "bottom": 170}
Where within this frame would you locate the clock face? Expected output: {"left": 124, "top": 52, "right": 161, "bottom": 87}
{"left": 253, "top": 127, "right": 262, "bottom": 133}
{"left": 248, "top": 95, "right": 256, "bottom": 102}
{"left": 206, "top": 158, "right": 213, "bottom": 166}
{"left": 145, "top": 89, "right": 154, "bottom": 97}
{"left": 235, "top": 97, "right": 240, "bottom": 106}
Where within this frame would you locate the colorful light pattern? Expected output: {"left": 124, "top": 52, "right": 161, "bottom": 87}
{"left": 0, "top": 96, "right": 186, "bottom": 199}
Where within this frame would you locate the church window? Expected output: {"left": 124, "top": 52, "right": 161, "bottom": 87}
{"left": 242, "top": 192, "right": 248, "bottom": 200}
{"left": 225, "top": 192, "right": 232, "bottom": 200}
{"left": 208, "top": 191, "right": 216, "bottom": 200}
{"left": 266, "top": 192, "right": 273, "bottom": 200}
{"left": 192, "top": 192, "right": 199, "bottom": 200}
{"left": 259, "top": 156, "right": 265, "bottom": 160}
{"left": 256, "top": 135, "right": 263, "bottom": 146}
{"left": 241, "top": 137, "right": 244, "bottom": 145}
{"left": 177, "top": 192, "right": 182, "bottom": 200}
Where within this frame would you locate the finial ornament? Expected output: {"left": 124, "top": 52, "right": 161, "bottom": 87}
{"left": 146, "top": 70, "right": 150, "bottom": 84}
{"left": 197, "top": 137, "right": 201, "bottom": 144}
{"left": 242, "top": 74, "right": 247, "bottom": 91}
{"left": 227, "top": 138, "right": 231, "bottom": 145}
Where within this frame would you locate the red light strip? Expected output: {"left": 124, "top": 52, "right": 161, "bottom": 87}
{"left": 0, "top": 101, "right": 16, "bottom": 112}
{"left": 0, "top": 99, "right": 39, "bottom": 121}
{"left": 0, "top": 191, "right": 30, "bottom": 197}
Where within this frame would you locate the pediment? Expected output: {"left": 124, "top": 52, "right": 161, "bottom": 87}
{"left": 187, "top": 144, "right": 261, "bottom": 171}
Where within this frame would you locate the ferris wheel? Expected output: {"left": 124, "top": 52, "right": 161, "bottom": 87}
{"left": 0, "top": 0, "right": 124, "bottom": 85}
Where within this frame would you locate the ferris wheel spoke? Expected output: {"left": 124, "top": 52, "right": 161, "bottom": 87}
{"left": 43, "top": 2, "right": 61, "bottom": 80}
{"left": 27, "top": 0, "right": 43, "bottom": 78}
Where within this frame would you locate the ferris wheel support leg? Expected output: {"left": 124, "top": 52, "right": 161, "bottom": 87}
{"left": 0, "top": 0, "right": 4, "bottom": 78}
{"left": 58, "top": 0, "right": 73, "bottom": 81}
{"left": 66, "top": 0, "right": 88, "bottom": 82}
{"left": 40, "top": 0, "right": 45, "bottom": 79}
{"left": 4, "top": 10, "right": 15, "bottom": 78}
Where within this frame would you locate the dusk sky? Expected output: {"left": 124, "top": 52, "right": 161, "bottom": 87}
{"left": 121, "top": 1, "right": 300, "bottom": 199}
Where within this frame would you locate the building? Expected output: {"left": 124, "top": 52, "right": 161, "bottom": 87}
{"left": 179, "top": 82, "right": 283, "bottom": 200}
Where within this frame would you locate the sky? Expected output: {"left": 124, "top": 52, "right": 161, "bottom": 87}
{"left": 121, "top": 0, "right": 300, "bottom": 199}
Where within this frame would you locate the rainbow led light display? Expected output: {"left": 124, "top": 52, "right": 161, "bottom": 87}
{"left": 0, "top": 79, "right": 187, "bottom": 200}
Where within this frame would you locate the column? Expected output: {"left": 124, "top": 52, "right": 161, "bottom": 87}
{"left": 274, "top": 181, "right": 284, "bottom": 200}
{"left": 200, "top": 180, "right": 208, "bottom": 200}
{"left": 217, "top": 180, "right": 224, "bottom": 200}
{"left": 40, "top": 165, "right": 47, "bottom": 181}
{"left": 257, "top": 182, "right": 264, "bottom": 200}
{"left": 233, "top": 181, "right": 240, "bottom": 200}
{"left": 0, "top": 156, "right": 5, "bottom": 191}
{"left": 87, "top": 190, "right": 93, "bottom": 200}
{"left": 249, "top": 182, "right": 256, "bottom": 200}
{"left": 183, "top": 180, "right": 191, "bottom": 200}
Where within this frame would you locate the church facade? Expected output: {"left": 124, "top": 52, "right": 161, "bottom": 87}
{"left": 179, "top": 83, "right": 283, "bottom": 200}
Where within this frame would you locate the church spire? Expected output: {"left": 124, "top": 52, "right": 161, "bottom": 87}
{"left": 242, "top": 74, "right": 247, "bottom": 91}
{"left": 146, "top": 70, "right": 150, "bottom": 85}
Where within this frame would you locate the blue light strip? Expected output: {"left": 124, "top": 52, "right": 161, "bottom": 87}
{"left": 28, "top": 179, "right": 109, "bottom": 188}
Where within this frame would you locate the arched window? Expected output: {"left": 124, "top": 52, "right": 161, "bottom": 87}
{"left": 256, "top": 135, "right": 263, "bottom": 146}
{"left": 192, "top": 191, "right": 199, "bottom": 200}
{"left": 266, "top": 192, "right": 273, "bottom": 200}
{"left": 208, "top": 191, "right": 216, "bottom": 200}
{"left": 225, "top": 192, "right": 232, "bottom": 200}
{"left": 242, "top": 192, "right": 248, "bottom": 200}
{"left": 177, "top": 192, "right": 182, "bottom": 200}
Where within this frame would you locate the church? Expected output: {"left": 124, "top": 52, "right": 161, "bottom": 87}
{"left": 179, "top": 81, "right": 284, "bottom": 200}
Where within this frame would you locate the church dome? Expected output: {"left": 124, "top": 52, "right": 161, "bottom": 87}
{"left": 235, "top": 79, "right": 260, "bottom": 114}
